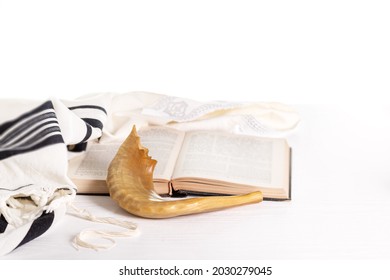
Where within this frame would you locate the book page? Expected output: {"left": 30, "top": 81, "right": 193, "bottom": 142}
{"left": 68, "top": 142, "right": 121, "bottom": 180}
{"left": 69, "top": 127, "right": 185, "bottom": 182}
{"left": 172, "top": 131, "right": 289, "bottom": 188}
{"left": 137, "top": 127, "right": 185, "bottom": 180}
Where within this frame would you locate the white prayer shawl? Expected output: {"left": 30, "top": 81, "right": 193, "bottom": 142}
{"left": 0, "top": 92, "right": 300, "bottom": 256}
{"left": 0, "top": 97, "right": 108, "bottom": 256}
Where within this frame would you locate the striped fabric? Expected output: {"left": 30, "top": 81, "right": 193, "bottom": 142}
{"left": 0, "top": 101, "right": 63, "bottom": 160}
{"left": 0, "top": 98, "right": 108, "bottom": 256}
{"left": 0, "top": 92, "right": 300, "bottom": 256}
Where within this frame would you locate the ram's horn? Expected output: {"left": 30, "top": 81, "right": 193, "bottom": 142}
{"left": 106, "top": 126, "right": 263, "bottom": 219}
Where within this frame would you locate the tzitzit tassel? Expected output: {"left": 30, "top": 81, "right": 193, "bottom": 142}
{"left": 68, "top": 203, "right": 140, "bottom": 251}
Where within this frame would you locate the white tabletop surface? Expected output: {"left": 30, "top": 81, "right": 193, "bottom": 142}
{"left": 2, "top": 104, "right": 390, "bottom": 260}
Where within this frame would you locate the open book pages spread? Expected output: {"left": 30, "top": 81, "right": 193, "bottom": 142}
{"left": 68, "top": 126, "right": 291, "bottom": 200}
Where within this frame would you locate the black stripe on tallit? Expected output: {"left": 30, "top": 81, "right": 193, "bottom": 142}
{"left": 82, "top": 118, "right": 103, "bottom": 130}
{"left": 0, "top": 101, "right": 64, "bottom": 161}
{"left": 68, "top": 105, "right": 107, "bottom": 115}
{"left": 17, "top": 126, "right": 62, "bottom": 148}
{"left": 67, "top": 142, "right": 88, "bottom": 152}
{"left": 0, "top": 101, "right": 54, "bottom": 135}
{"left": 0, "top": 120, "right": 59, "bottom": 146}
{"left": 79, "top": 122, "right": 92, "bottom": 144}
{"left": 16, "top": 211, "right": 54, "bottom": 248}
{"left": 0, "top": 215, "right": 7, "bottom": 234}
{"left": 77, "top": 118, "right": 103, "bottom": 144}
{"left": 0, "top": 112, "right": 57, "bottom": 145}
{"left": 0, "top": 134, "right": 64, "bottom": 161}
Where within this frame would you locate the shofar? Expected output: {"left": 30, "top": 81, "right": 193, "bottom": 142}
{"left": 106, "top": 126, "right": 263, "bottom": 218}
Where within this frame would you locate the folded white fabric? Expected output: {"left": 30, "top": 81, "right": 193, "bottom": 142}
{"left": 0, "top": 97, "right": 108, "bottom": 256}
{"left": 100, "top": 92, "right": 301, "bottom": 142}
{"left": 0, "top": 92, "right": 300, "bottom": 256}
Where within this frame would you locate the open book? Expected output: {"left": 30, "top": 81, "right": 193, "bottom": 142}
{"left": 68, "top": 127, "right": 291, "bottom": 200}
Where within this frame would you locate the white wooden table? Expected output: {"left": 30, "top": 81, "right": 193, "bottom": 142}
{"left": 2, "top": 104, "right": 390, "bottom": 260}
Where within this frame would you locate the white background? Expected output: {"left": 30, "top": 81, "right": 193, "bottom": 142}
{"left": 1, "top": 0, "right": 389, "bottom": 103}
{"left": 1, "top": 1, "right": 390, "bottom": 279}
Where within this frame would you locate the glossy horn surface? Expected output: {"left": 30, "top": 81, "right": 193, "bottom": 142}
{"left": 106, "top": 126, "right": 263, "bottom": 219}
